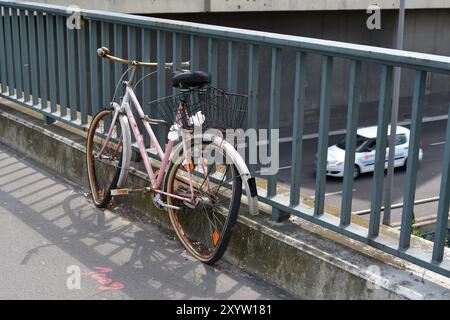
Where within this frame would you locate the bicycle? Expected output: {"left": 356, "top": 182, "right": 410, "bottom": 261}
{"left": 86, "top": 47, "right": 259, "bottom": 264}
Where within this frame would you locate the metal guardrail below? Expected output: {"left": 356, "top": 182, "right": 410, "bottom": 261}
{"left": 0, "top": 0, "right": 449, "bottom": 277}
{"left": 354, "top": 196, "right": 440, "bottom": 216}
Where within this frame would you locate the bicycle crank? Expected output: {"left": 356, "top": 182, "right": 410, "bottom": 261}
{"left": 152, "top": 193, "right": 181, "bottom": 211}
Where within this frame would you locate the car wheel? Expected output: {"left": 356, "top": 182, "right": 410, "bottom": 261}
{"left": 403, "top": 157, "right": 408, "bottom": 170}
{"left": 353, "top": 165, "right": 361, "bottom": 179}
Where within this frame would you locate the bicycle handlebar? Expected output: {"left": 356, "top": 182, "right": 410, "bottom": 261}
{"left": 97, "top": 47, "right": 190, "bottom": 69}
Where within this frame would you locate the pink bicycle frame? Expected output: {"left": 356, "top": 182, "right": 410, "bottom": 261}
{"left": 99, "top": 83, "right": 199, "bottom": 203}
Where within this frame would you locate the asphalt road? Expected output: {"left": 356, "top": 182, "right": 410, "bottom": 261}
{"left": 0, "top": 142, "right": 291, "bottom": 300}
{"left": 273, "top": 119, "right": 448, "bottom": 224}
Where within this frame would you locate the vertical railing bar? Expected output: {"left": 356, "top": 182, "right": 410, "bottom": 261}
{"left": 101, "top": 22, "right": 110, "bottom": 109}
{"left": 36, "top": 12, "right": 47, "bottom": 110}
{"left": 4, "top": 7, "right": 15, "bottom": 96}
{"left": 66, "top": 22, "right": 77, "bottom": 121}
{"left": 46, "top": 14, "right": 57, "bottom": 113}
{"left": 19, "top": 9, "right": 30, "bottom": 102}
{"left": 399, "top": 70, "right": 427, "bottom": 249}
{"left": 314, "top": 56, "right": 334, "bottom": 216}
{"left": 0, "top": 6, "right": 9, "bottom": 94}
{"left": 227, "top": 41, "right": 238, "bottom": 93}
{"left": 172, "top": 32, "right": 182, "bottom": 69}
{"left": 247, "top": 44, "right": 259, "bottom": 176}
{"left": 127, "top": 25, "right": 136, "bottom": 82}
{"left": 368, "top": 65, "right": 394, "bottom": 238}
{"left": 78, "top": 23, "right": 88, "bottom": 125}
{"left": 56, "top": 15, "right": 67, "bottom": 117}
{"left": 142, "top": 28, "right": 151, "bottom": 146}
{"left": 267, "top": 47, "right": 282, "bottom": 198}
{"left": 157, "top": 30, "right": 167, "bottom": 145}
{"left": 11, "top": 8, "right": 23, "bottom": 100}
{"left": 28, "top": 10, "right": 39, "bottom": 106}
{"left": 432, "top": 105, "right": 450, "bottom": 262}
{"left": 172, "top": 32, "right": 182, "bottom": 96}
{"left": 289, "top": 51, "right": 307, "bottom": 207}
{"left": 113, "top": 24, "right": 123, "bottom": 101}
{"left": 340, "top": 60, "right": 362, "bottom": 226}
{"left": 89, "top": 20, "right": 99, "bottom": 116}
{"left": 190, "top": 34, "right": 199, "bottom": 71}
{"left": 207, "top": 38, "right": 218, "bottom": 88}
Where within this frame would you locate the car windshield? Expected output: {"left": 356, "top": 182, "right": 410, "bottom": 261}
{"left": 336, "top": 135, "right": 371, "bottom": 151}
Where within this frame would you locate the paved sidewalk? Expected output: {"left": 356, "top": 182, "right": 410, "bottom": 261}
{"left": 0, "top": 142, "right": 291, "bottom": 300}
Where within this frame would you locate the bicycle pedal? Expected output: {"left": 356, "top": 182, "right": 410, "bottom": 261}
{"left": 153, "top": 193, "right": 181, "bottom": 211}
{"left": 110, "top": 188, "right": 129, "bottom": 196}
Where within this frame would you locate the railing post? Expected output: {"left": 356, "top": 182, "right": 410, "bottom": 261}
{"left": 208, "top": 38, "right": 218, "bottom": 88}
{"left": 4, "top": 7, "right": 15, "bottom": 96}
{"left": 227, "top": 41, "right": 238, "bottom": 93}
{"left": 190, "top": 35, "right": 199, "bottom": 71}
{"left": 247, "top": 44, "right": 259, "bottom": 177}
{"left": 36, "top": 12, "right": 47, "bottom": 111}
{"left": 314, "top": 56, "right": 334, "bottom": 216}
{"left": 432, "top": 106, "right": 450, "bottom": 262}
{"left": 340, "top": 60, "right": 362, "bottom": 226}
{"left": 19, "top": 9, "right": 31, "bottom": 103}
{"left": 77, "top": 21, "right": 88, "bottom": 125}
{"left": 113, "top": 24, "right": 123, "bottom": 101}
{"left": 0, "top": 6, "right": 7, "bottom": 94}
{"left": 268, "top": 47, "right": 286, "bottom": 221}
{"left": 399, "top": 70, "right": 427, "bottom": 249}
{"left": 89, "top": 20, "right": 99, "bottom": 116}
{"left": 11, "top": 8, "right": 22, "bottom": 100}
{"left": 101, "top": 22, "right": 110, "bottom": 110}
{"left": 28, "top": 10, "right": 39, "bottom": 106}
{"left": 368, "top": 65, "right": 393, "bottom": 238}
{"left": 56, "top": 15, "right": 67, "bottom": 118}
{"left": 289, "top": 51, "right": 307, "bottom": 207}
{"left": 67, "top": 19, "right": 77, "bottom": 121}
{"left": 156, "top": 30, "right": 167, "bottom": 145}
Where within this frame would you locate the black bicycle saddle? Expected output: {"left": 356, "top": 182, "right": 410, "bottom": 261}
{"left": 172, "top": 71, "right": 211, "bottom": 89}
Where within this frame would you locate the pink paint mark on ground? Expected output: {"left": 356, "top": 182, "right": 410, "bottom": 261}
{"left": 83, "top": 266, "right": 125, "bottom": 291}
{"left": 98, "top": 282, "right": 124, "bottom": 291}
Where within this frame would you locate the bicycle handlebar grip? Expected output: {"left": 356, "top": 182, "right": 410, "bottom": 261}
{"left": 97, "top": 47, "right": 110, "bottom": 57}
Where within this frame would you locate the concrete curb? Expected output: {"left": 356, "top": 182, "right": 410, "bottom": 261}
{"left": 1, "top": 102, "right": 449, "bottom": 299}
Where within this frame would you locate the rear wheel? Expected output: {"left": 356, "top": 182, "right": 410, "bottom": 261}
{"left": 86, "top": 109, "right": 124, "bottom": 208}
{"left": 165, "top": 140, "right": 242, "bottom": 264}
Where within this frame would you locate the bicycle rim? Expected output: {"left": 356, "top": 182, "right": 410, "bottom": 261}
{"left": 86, "top": 109, "right": 124, "bottom": 208}
{"left": 166, "top": 142, "right": 242, "bottom": 264}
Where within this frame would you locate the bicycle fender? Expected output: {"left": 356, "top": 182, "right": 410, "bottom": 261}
{"left": 171, "top": 133, "right": 259, "bottom": 216}
{"left": 117, "top": 114, "right": 132, "bottom": 188}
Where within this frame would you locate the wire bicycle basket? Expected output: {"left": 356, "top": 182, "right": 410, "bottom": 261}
{"left": 149, "top": 87, "right": 248, "bottom": 132}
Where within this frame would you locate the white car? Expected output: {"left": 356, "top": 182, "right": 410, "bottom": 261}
{"left": 325, "top": 125, "right": 424, "bottom": 178}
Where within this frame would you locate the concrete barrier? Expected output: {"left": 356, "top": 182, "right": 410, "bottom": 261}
{"left": 0, "top": 100, "right": 449, "bottom": 299}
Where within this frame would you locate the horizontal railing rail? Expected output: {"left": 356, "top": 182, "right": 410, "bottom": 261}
{"left": 0, "top": 0, "right": 449, "bottom": 277}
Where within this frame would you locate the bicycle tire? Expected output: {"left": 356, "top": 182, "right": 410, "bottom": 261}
{"left": 86, "top": 109, "right": 124, "bottom": 208}
{"left": 164, "top": 139, "right": 242, "bottom": 264}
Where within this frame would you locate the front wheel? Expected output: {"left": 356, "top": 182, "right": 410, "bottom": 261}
{"left": 86, "top": 109, "right": 124, "bottom": 208}
{"left": 164, "top": 140, "right": 242, "bottom": 264}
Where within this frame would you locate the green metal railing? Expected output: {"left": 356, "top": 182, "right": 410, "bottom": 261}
{"left": 0, "top": 0, "right": 449, "bottom": 277}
